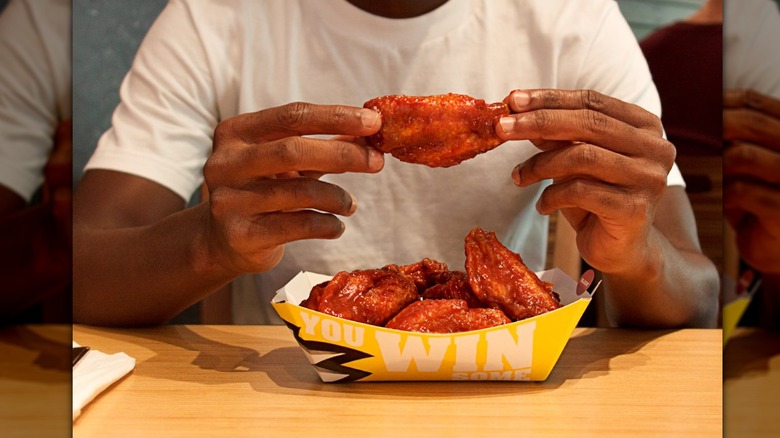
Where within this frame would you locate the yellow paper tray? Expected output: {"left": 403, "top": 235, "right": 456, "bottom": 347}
{"left": 272, "top": 268, "right": 596, "bottom": 382}
{"left": 722, "top": 269, "right": 762, "bottom": 346}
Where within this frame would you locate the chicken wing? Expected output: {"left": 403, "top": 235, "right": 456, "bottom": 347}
{"left": 385, "top": 299, "right": 511, "bottom": 333}
{"left": 464, "top": 227, "right": 560, "bottom": 320}
{"left": 300, "top": 267, "right": 419, "bottom": 326}
{"left": 363, "top": 93, "right": 509, "bottom": 167}
{"left": 420, "top": 270, "right": 484, "bottom": 309}
{"left": 393, "top": 258, "right": 450, "bottom": 293}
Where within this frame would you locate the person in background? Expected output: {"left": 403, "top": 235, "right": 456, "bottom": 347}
{"left": 73, "top": 0, "right": 719, "bottom": 328}
{"left": 0, "top": 0, "right": 71, "bottom": 323}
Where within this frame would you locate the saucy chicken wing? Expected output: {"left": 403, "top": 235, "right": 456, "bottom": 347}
{"left": 420, "top": 270, "right": 484, "bottom": 309}
{"left": 300, "top": 267, "right": 419, "bottom": 326}
{"left": 394, "top": 258, "right": 450, "bottom": 293}
{"left": 464, "top": 227, "right": 560, "bottom": 320}
{"left": 363, "top": 93, "right": 509, "bottom": 167}
{"left": 385, "top": 299, "right": 511, "bottom": 333}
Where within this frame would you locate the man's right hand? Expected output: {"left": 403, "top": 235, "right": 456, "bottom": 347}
{"left": 202, "top": 102, "right": 383, "bottom": 275}
{"left": 73, "top": 102, "right": 383, "bottom": 325}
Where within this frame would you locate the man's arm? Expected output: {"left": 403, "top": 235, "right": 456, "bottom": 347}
{"left": 0, "top": 120, "right": 72, "bottom": 320}
{"left": 73, "top": 103, "right": 383, "bottom": 326}
{"left": 497, "top": 89, "right": 719, "bottom": 328}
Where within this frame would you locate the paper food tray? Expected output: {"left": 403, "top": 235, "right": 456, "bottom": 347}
{"left": 272, "top": 268, "right": 598, "bottom": 382}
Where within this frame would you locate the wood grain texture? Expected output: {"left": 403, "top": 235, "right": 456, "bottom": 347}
{"left": 725, "top": 328, "right": 780, "bottom": 438}
{"left": 71, "top": 325, "right": 721, "bottom": 437}
{"left": 0, "top": 325, "right": 72, "bottom": 438}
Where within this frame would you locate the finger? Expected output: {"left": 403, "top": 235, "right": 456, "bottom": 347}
{"left": 205, "top": 137, "right": 384, "bottom": 185}
{"left": 724, "top": 89, "right": 780, "bottom": 118}
{"left": 724, "top": 179, "right": 780, "bottom": 220}
{"left": 513, "top": 143, "right": 667, "bottom": 190}
{"left": 498, "top": 108, "right": 676, "bottom": 168}
{"left": 503, "top": 89, "right": 663, "bottom": 135}
{"left": 559, "top": 207, "right": 590, "bottom": 234}
{"left": 732, "top": 215, "right": 780, "bottom": 273}
{"left": 536, "top": 179, "right": 648, "bottom": 229}
{"left": 228, "top": 210, "right": 345, "bottom": 254}
{"left": 724, "top": 142, "right": 780, "bottom": 185}
{"left": 210, "top": 179, "right": 357, "bottom": 218}
{"left": 214, "top": 103, "right": 381, "bottom": 146}
{"left": 723, "top": 107, "right": 780, "bottom": 151}
{"left": 528, "top": 139, "right": 576, "bottom": 151}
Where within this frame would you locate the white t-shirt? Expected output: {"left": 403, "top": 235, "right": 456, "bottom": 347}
{"left": 724, "top": 0, "right": 780, "bottom": 96}
{"left": 0, "top": 0, "right": 71, "bottom": 201}
{"left": 85, "top": 0, "right": 685, "bottom": 323}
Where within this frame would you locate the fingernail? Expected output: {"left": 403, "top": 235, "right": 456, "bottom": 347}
{"left": 349, "top": 193, "right": 358, "bottom": 214}
{"left": 368, "top": 148, "right": 384, "bottom": 170}
{"left": 361, "top": 110, "right": 379, "bottom": 128}
{"left": 499, "top": 117, "right": 515, "bottom": 134}
{"left": 513, "top": 91, "right": 531, "bottom": 108}
{"left": 511, "top": 166, "right": 522, "bottom": 186}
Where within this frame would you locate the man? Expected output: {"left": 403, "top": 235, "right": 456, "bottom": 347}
{"left": 73, "top": 0, "right": 719, "bottom": 327}
{"left": 0, "top": 0, "right": 71, "bottom": 323}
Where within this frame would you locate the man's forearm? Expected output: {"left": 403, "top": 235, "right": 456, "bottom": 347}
{"left": 73, "top": 203, "right": 238, "bottom": 326}
{"left": 602, "top": 227, "right": 720, "bottom": 328}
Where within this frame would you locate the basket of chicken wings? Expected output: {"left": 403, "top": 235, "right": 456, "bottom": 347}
{"left": 272, "top": 227, "right": 598, "bottom": 382}
{"left": 272, "top": 94, "right": 599, "bottom": 382}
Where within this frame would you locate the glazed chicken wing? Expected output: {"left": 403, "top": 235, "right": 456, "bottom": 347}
{"left": 300, "top": 267, "right": 419, "bottom": 326}
{"left": 363, "top": 93, "right": 510, "bottom": 167}
{"left": 420, "top": 270, "right": 484, "bottom": 309}
{"left": 394, "top": 258, "right": 450, "bottom": 293}
{"left": 464, "top": 227, "right": 560, "bottom": 320}
{"left": 385, "top": 299, "right": 511, "bottom": 333}
{"left": 395, "top": 259, "right": 483, "bottom": 307}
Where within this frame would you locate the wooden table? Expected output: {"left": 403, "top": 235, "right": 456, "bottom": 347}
{"left": 0, "top": 325, "right": 72, "bottom": 438}
{"left": 725, "top": 328, "right": 780, "bottom": 438}
{"left": 72, "top": 325, "right": 722, "bottom": 437}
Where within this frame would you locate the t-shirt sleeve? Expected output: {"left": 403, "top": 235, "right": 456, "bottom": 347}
{"left": 725, "top": 0, "right": 780, "bottom": 98}
{"left": 570, "top": 1, "right": 685, "bottom": 188}
{"left": 0, "top": 0, "right": 64, "bottom": 201}
{"left": 84, "top": 0, "right": 219, "bottom": 201}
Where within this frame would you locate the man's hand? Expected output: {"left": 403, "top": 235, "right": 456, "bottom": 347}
{"left": 495, "top": 89, "right": 718, "bottom": 327}
{"left": 496, "top": 89, "right": 675, "bottom": 276}
{"left": 74, "top": 102, "right": 384, "bottom": 325}
{"left": 203, "top": 102, "right": 384, "bottom": 275}
{"left": 723, "top": 89, "right": 780, "bottom": 275}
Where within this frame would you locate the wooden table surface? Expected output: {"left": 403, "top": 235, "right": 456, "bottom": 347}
{"left": 0, "top": 325, "right": 72, "bottom": 438}
{"left": 724, "top": 328, "right": 780, "bottom": 438}
{"left": 72, "top": 325, "right": 722, "bottom": 437}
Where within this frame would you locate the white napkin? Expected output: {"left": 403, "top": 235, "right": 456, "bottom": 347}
{"left": 72, "top": 341, "right": 136, "bottom": 421}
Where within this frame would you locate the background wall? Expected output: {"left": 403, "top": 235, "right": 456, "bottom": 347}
{"left": 72, "top": 0, "right": 167, "bottom": 182}
{"left": 618, "top": 0, "right": 704, "bottom": 39}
